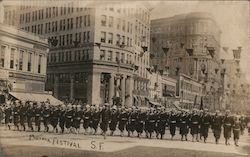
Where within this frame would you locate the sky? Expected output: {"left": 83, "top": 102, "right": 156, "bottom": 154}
{"left": 148, "top": 0, "right": 250, "bottom": 81}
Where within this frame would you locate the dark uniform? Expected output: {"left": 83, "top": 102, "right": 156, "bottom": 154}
{"left": 13, "top": 105, "right": 20, "bottom": 130}
{"left": 200, "top": 113, "right": 211, "bottom": 142}
{"left": 232, "top": 116, "right": 241, "bottom": 146}
{"left": 190, "top": 113, "right": 200, "bottom": 141}
{"left": 4, "top": 106, "right": 12, "bottom": 130}
{"left": 157, "top": 110, "right": 168, "bottom": 139}
{"left": 19, "top": 104, "right": 27, "bottom": 131}
{"left": 223, "top": 114, "right": 234, "bottom": 145}
{"left": 129, "top": 111, "right": 138, "bottom": 135}
{"left": 118, "top": 110, "right": 129, "bottom": 136}
{"left": 43, "top": 107, "right": 51, "bottom": 132}
{"left": 211, "top": 113, "right": 223, "bottom": 144}
{"left": 91, "top": 109, "right": 101, "bottom": 134}
{"left": 169, "top": 112, "right": 178, "bottom": 139}
{"left": 100, "top": 107, "right": 111, "bottom": 138}
{"left": 65, "top": 109, "right": 74, "bottom": 129}
{"left": 109, "top": 109, "right": 119, "bottom": 135}
{"left": 179, "top": 112, "right": 189, "bottom": 141}
{"left": 59, "top": 109, "right": 66, "bottom": 133}
{"left": 72, "top": 109, "right": 83, "bottom": 130}
{"left": 50, "top": 107, "right": 60, "bottom": 132}
{"left": 27, "top": 105, "right": 35, "bottom": 131}
{"left": 136, "top": 111, "right": 146, "bottom": 137}
{"left": 34, "top": 106, "right": 42, "bottom": 132}
{"left": 83, "top": 110, "right": 91, "bottom": 130}
{"left": 147, "top": 110, "right": 157, "bottom": 139}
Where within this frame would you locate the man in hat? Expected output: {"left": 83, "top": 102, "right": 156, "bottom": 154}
{"left": 129, "top": 106, "right": 138, "bottom": 137}
{"left": 136, "top": 108, "right": 146, "bottom": 138}
{"left": 50, "top": 105, "right": 60, "bottom": 133}
{"left": 65, "top": 103, "right": 74, "bottom": 133}
{"left": 83, "top": 104, "right": 91, "bottom": 135}
{"left": 91, "top": 105, "right": 101, "bottom": 135}
{"left": 72, "top": 105, "right": 83, "bottom": 134}
{"left": 34, "top": 102, "right": 42, "bottom": 132}
{"left": 157, "top": 107, "right": 169, "bottom": 140}
{"left": 59, "top": 104, "right": 66, "bottom": 133}
{"left": 223, "top": 109, "right": 234, "bottom": 145}
{"left": 179, "top": 111, "right": 189, "bottom": 141}
{"left": 211, "top": 110, "right": 223, "bottom": 144}
{"left": 100, "top": 103, "right": 111, "bottom": 139}
{"left": 200, "top": 108, "right": 211, "bottom": 143}
{"left": 190, "top": 109, "right": 200, "bottom": 142}
{"left": 109, "top": 105, "right": 119, "bottom": 136}
{"left": 232, "top": 114, "right": 241, "bottom": 146}
{"left": 43, "top": 103, "right": 51, "bottom": 132}
{"left": 147, "top": 107, "right": 157, "bottom": 139}
{"left": 4, "top": 101, "right": 12, "bottom": 130}
{"left": 27, "top": 102, "right": 35, "bottom": 131}
{"left": 169, "top": 109, "right": 178, "bottom": 140}
{"left": 13, "top": 100, "right": 20, "bottom": 131}
{"left": 118, "top": 106, "right": 129, "bottom": 137}
{"left": 19, "top": 101, "right": 27, "bottom": 131}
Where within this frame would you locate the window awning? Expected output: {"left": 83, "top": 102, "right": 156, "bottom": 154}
{"left": 9, "top": 91, "right": 63, "bottom": 105}
{"left": 145, "top": 97, "right": 161, "bottom": 107}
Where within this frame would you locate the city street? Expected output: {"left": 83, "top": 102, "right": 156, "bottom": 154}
{"left": 0, "top": 125, "right": 249, "bottom": 157}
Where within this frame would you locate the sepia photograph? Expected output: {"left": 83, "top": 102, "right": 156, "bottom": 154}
{"left": 0, "top": 0, "right": 249, "bottom": 157}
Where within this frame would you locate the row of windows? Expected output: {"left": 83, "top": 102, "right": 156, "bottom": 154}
{"left": 48, "top": 49, "right": 90, "bottom": 63}
{"left": 101, "top": 15, "right": 133, "bottom": 34}
{"left": 46, "top": 72, "right": 89, "bottom": 84}
{"left": 181, "top": 80, "right": 202, "bottom": 93}
{"left": 20, "top": 3, "right": 91, "bottom": 24}
{"left": 0, "top": 45, "right": 43, "bottom": 73}
{"left": 100, "top": 32, "right": 132, "bottom": 47}
{"left": 182, "top": 92, "right": 200, "bottom": 102}
{"left": 103, "top": 6, "right": 150, "bottom": 24}
{"left": 48, "top": 31, "right": 90, "bottom": 47}
{"left": 21, "top": 15, "right": 91, "bottom": 35}
{"left": 99, "top": 49, "right": 132, "bottom": 64}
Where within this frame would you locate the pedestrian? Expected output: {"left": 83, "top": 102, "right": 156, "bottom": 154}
{"left": 100, "top": 103, "right": 111, "bottom": 139}
{"left": 211, "top": 110, "right": 223, "bottom": 144}
{"left": 34, "top": 102, "right": 42, "bottom": 132}
{"left": 118, "top": 107, "right": 129, "bottom": 137}
{"left": 65, "top": 104, "right": 74, "bottom": 133}
{"left": 83, "top": 104, "right": 91, "bottom": 134}
{"left": 43, "top": 103, "right": 51, "bottom": 132}
{"left": 91, "top": 106, "right": 101, "bottom": 135}
{"left": 4, "top": 101, "right": 12, "bottom": 130}
{"left": 72, "top": 105, "right": 83, "bottom": 134}
{"left": 59, "top": 105, "right": 66, "bottom": 134}
{"left": 179, "top": 111, "right": 189, "bottom": 141}
{"left": 157, "top": 107, "right": 168, "bottom": 140}
{"left": 147, "top": 107, "right": 156, "bottom": 139}
{"left": 109, "top": 105, "right": 119, "bottom": 136}
{"left": 13, "top": 100, "right": 20, "bottom": 131}
{"left": 223, "top": 110, "right": 234, "bottom": 145}
{"left": 200, "top": 108, "right": 211, "bottom": 143}
{"left": 169, "top": 109, "right": 178, "bottom": 140}
{"left": 27, "top": 102, "right": 35, "bottom": 131}
{"left": 129, "top": 106, "right": 138, "bottom": 137}
{"left": 50, "top": 105, "right": 60, "bottom": 133}
{"left": 19, "top": 101, "right": 27, "bottom": 131}
{"left": 232, "top": 114, "right": 241, "bottom": 146}
{"left": 190, "top": 109, "right": 200, "bottom": 142}
{"left": 136, "top": 108, "right": 146, "bottom": 138}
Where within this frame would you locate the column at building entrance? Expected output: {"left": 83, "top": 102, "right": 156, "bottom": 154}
{"left": 109, "top": 73, "right": 114, "bottom": 105}
{"left": 87, "top": 71, "right": 101, "bottom": 105}
{"left": 53, "top": 74, "right": 59, "bottom": 98}
{"left": 70, "top": 73, "right": 74, "bottom": 101}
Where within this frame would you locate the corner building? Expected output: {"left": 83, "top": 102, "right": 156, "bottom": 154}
{"left": 16, "top": 1, "right": 151, "bottom": 106}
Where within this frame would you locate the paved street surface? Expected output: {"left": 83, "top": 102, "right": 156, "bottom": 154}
{"left": 0, "top": 125, "right": 249, "bottom": 157}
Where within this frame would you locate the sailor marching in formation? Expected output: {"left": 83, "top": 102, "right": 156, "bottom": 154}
{"left": 0, "top": 100, "right": 249, "bottom": 146}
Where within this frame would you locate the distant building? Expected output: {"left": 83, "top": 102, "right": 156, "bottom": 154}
{"left": 150, "top": 12, "right": 222, "bottom": 110}
{"left": 9, "top": 1, "right": 151, "bottom": 106}
{"left": 0, "top": 23, "right": 60, "bottom": 104}
{"left": 177, "top": 74, "right": 204, "bottom": 109}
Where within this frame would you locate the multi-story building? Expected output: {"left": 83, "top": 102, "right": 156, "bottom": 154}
{"left": 177, "top": 74, "right": 204, "bottom": 109}
{"left": 150, "top": 12, "right": 222, "bottom": 110}
{"left": 0, "top": 23, "right": 60, "bottom": 104}
{"left": 147, "top": 71, "right": 177, "bottom": 107}
{"left": 11, "top": 1, "right": 151, "bottom": 106}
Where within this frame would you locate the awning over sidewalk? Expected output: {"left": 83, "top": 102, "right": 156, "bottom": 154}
{"left": 9, "top": 91, "right": 63, "bottom": 105}
{"left": 145, "top": 97, "right": 161, "bottom": 107}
